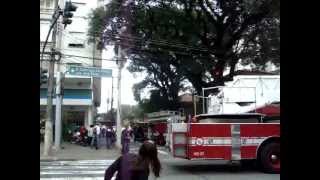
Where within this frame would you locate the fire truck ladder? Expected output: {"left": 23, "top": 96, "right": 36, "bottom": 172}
{"left": 194, "top": 86, "right": 257, "bottom": 115}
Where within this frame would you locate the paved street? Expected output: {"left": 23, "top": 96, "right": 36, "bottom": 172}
{"left": 40, "top": 143, "right": 279, "bottom": 180}
{"left": 159, "top": 159, "right": 280, "bottom": 180}
{"left": 40, "top": 158, "right": 279, "bottom": 180}
{"left": 40, "top": 160, "right": 112, "bottom": 179}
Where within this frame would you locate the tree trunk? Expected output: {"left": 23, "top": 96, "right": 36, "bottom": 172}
{"left": 224, "top": 55, "right": 239, "bottom": 82}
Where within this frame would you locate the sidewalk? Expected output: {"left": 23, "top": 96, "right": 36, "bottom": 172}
{"left": 40, "top": 141, "right": 170, "bottom": 161}
{"left": 40, "top": 142, "right": 121, "bottom": 161}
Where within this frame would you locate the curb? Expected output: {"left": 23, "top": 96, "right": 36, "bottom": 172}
{"left": 40, "top": 156, "right": 59, "bottom": 161}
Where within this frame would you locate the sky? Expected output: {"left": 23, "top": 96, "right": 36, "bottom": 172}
{"left": 97, "top": 46, "right": 145, "bottom": 113}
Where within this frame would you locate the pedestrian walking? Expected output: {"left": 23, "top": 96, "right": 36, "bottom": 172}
{"left": 106, "top": 126, "right": 113, "bottom": 149}
{"left": 88, "top": 125, "right": 94, "bottom": 147}
{"left": 111, "top": 128, "right": 116, "bottom": 147}
{"left": 94, "top": 124, "right": 101, "bottom": 149}
{"left": 102, "top": 124, "right": 107, "bottom": 138}
{"left": 104, "top": 140, "right": 161, "bottom": 180}
{"left": 98, "top": 124, "right": 103, "bottom": 138}
{"left": 121, "top": 123, "right": 132, "bottom": 154}
{"left": 91, "top": 125, "right": 99, "bottom": 150}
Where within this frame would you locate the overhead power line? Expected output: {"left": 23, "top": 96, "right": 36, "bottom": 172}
{"left": 62, "top": 53, "right": 127, "bottom": 62}
{"left": 88, "top": 30, "right": 213, "bottom": 53}
{"left": 40, "top": 49, "right": 126, "bottom": 62}
{"left": 59, "top": 27, "right": 213, "bottom": 54}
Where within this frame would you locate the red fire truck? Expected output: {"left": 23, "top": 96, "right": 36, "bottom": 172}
{"left": 169, "top": 85, "right": 280, "bottom": 173}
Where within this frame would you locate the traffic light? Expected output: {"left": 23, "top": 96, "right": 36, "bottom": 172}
{"left": 62, "top": 1, "right": 77, "bottom": 28}
{"left": 40, "top": 69, "right": 48, "bottom": 86}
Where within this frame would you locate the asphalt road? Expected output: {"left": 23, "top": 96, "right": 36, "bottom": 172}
{"left": 158, "top": 159, "right": 279, "bottom": 180}
{"left": 40, "top": 158, "right": 279, "bottom": 180}
{"left": 40, "top": 143, "right": 279, "bottom": 180}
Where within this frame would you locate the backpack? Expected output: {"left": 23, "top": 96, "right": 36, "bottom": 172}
{"left": 101, "top": 128, "right": 106, "bottom": 135}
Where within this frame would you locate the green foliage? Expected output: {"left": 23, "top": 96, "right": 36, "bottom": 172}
{"left": 88, "top": 0, "right": 280, "bottom": 111}
{"left": 239, "top": 18, "right": 280, "bottom": 69}
{"left": 88, "top": 7, "right": 106, "bottom": 42}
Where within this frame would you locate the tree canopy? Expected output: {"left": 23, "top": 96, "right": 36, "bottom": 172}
{"left": 89, "top": 0, "right": 280, "bottom": 112}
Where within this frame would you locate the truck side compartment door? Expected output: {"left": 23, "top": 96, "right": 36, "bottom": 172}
{"left": 188, "top": 123, "right": 232, "bottom": 160}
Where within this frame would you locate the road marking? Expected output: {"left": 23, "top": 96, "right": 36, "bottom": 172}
{"left": 40, "top": 160, "right": 114, "bottom": 179}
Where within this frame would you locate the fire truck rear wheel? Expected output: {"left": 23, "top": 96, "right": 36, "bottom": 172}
{"left": 259, "top": 142, "right": 280, "bottom": 173}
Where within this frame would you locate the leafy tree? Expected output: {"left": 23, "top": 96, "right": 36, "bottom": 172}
{"left": 129, "top": 50, "right": 186, "bottom": 110}
{"left": 88, "top": 7, "right": 108, "bottom": 49}
{"left": 89, "top": 0, "right": 279, "bottom": 103}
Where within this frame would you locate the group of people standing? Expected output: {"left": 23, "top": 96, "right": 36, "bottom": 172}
{"left": 89, "top": 124, "right": 116, "bottom": 150}
{"left": 74, "top": 124, "right": 116, "bottom": 150}
{"left": 73, "top": 123, "right": 135, "bottom": 153}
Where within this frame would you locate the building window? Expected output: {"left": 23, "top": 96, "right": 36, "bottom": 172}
{"left": 40, "top": 0, "right": 45, "bottom": 7}
{"left": 68, "top": 43, "right": 85, "bottom": 48}
{"left": 40, "top": 0, "right": 53, "bottom": 9}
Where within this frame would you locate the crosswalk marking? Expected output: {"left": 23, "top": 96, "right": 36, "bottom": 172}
{"left": 40, "top": 160, "right": 115, "bottom": 179}
{"left": 41, "top": 147, "right": 169, "bottom": 179}
{"left": 40, "top": 178, "right": 104, "bottom": 180}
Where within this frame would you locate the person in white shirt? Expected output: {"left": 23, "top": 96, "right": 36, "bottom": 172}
{"left": 88, "top": 125, "right": 94, "bottom": 147}
{"left": 95, "top": 124, "right": 101, "bottom": 134}
{"left": 94, "top": 124, "right": 101, "bottom": 149}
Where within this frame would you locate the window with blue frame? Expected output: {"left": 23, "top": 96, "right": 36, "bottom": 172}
{"left": 40, "top": 89, "right": 92, "bottom": 99}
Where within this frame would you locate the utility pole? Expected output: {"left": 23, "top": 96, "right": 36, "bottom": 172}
{"left": 111, "top": 77, "right": 114, "bottom": 111}
{"left": 110, "top": 77, "right": 114, "bottom": 126}
{"left": 54, "top": 0, "right": 65, "bottom": 152}
{"left": 90, "top": 37, "right": 96, "bottom": 127}
{"left": 53, "top": 0, "right": 77, "bottom": 151}
{"left": 43, "top": 0, "right": 60, "bottom": 157}
{"left": 107, "top": 90, "right": 110, "bottom": 112}
{"left": 54, "top": 71, "right": 63, "bottom": 151}
{"left": 116, "top": 45, "right": 123, "bottom": 149}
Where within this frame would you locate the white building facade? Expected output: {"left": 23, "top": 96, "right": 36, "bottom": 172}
{"left": 40, "top": 0, "right": 103, "bottom": 128}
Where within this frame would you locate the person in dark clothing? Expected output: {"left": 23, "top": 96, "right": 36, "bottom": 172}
{"left": 104, "top": 141, "right": 161, "bottom": 180}
{"left": 121, "top": 124, "right": 132, "bottom": 154}
{"left": 106, "top": 126, "right": 113, "bottom": 149}
{"left": 92, "top": 126, "right": 99, "bottom": 150}
{"left": 111, "top": 128, "right": 116, "bottom": 146}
